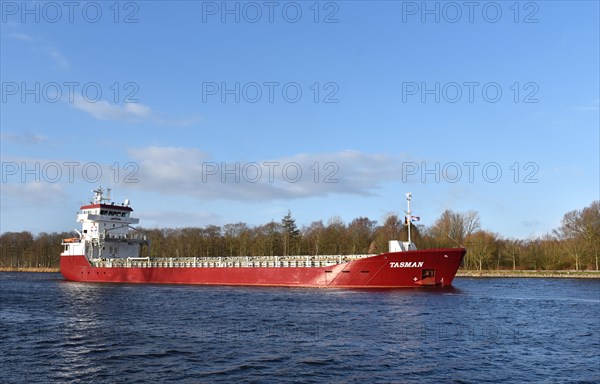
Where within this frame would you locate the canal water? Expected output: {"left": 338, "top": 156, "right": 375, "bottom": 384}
{"left": 1, "top": 273, "right": 598, "bottom": 383}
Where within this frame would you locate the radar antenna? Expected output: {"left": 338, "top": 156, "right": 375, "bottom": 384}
{"left": 91, "top": 187, "right": 112, "bottom": 204}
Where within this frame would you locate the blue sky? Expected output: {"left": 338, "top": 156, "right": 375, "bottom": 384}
{"left": 1, "top": 0, "right": 598, "bottom": 239}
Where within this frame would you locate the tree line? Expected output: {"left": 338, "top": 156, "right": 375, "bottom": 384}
{"left": 1, "top": 201, "right": 598, "bottom": 271}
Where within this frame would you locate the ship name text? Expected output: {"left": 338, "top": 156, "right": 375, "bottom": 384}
{"left": 390, "top": 261, "right": 424, "bottom": 268}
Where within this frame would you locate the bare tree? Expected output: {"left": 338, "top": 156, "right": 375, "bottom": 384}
{"left": 555, "top": 201, "right": 600, "bottom": 270}
{"left": 466, "top": 231, "right": 497, "bottom": 270}
{"left": 432, "top": 210, "right": 480, "bottom": 246}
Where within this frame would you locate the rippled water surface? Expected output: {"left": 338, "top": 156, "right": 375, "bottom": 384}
{"left": 1, "top": 273, "right": 599, "bottom": 383}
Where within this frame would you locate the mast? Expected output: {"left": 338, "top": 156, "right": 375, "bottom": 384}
{"left": 91, "top": 187, "right": 112, "bottom": 204}
{"left": 405, "top": 192, "right": 412, "bottom": 243}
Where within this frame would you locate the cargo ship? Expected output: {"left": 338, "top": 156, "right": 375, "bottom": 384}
{"left": 60, "top": 188, "right": 466, "bottom": 288}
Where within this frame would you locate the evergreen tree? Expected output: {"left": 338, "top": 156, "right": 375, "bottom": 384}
{"left": 282, "top": 210, "right": 300, "bottom": 256}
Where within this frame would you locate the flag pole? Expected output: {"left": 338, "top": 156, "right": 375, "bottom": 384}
{"left": 405, "top": 192, "right": 412, "bottom": 244}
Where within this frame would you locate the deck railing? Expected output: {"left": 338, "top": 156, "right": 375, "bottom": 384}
{"left": 90, "top": 254, "right": 375, "bottom": 269}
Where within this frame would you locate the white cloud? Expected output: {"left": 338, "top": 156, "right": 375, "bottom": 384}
{"left": 576, "top": 99, "right": 599, "bottom": 112}
{"left": 0, "top": 183, "right": 66, "bottom": 206}
{"left": 8, "top": 32, "right": 35, "bottom": 42}
{"left": 1, "top": 131, "right": 48, "bottom": 145}
{"left": 72, "top": 96, "right": 198, "bottom": 126}
{"left": 45, "top": 46, "right": 70, "bottom": 70}
{"left": 8, "top": 32, "right": 69, "bottom": 70}
{"left": 124, "top": 146, "right": 410, "bottom": 201}
{"left": 72, "top": 96, "right": 152, "bottom": 122}
{"left": 0, "top": 155, "right": 142, "bottom": 187}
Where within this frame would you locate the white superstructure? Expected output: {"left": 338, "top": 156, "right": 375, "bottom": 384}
{"left": 61, "top": 187, "right": 148, "bottom": 260}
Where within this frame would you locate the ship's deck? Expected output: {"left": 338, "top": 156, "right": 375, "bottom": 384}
{"left": 90, "top": 254, "right": 377, "bottom": 269}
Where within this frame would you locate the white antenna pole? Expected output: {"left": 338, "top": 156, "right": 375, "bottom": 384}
{"left": 406, "top": 192, "right": 412, "bottom": 243}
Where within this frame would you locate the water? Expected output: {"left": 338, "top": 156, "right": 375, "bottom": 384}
{"left": 1, "top": 273, "right": 599, "bottom": 383}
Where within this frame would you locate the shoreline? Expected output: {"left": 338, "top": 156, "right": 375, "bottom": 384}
{"left": 1, "top": 267, "right": 599, "bottom": 279}
{"left": 0, "top": 267, "right": 60, "bottom": 273}
{"left": 456, "top": 270, "right": 600, "bottom": 279}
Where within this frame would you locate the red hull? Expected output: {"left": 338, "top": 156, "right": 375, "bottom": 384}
{"left": 60, "top": 248, "right": 465, "bottom": 288}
